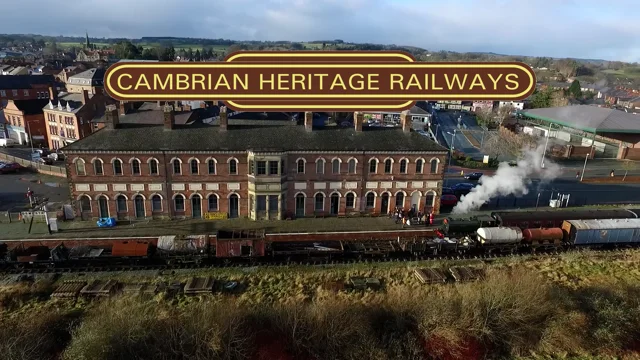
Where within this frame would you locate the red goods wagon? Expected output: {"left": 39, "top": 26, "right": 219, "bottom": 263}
{"left": 522, "top": 228, "right": 564, "bottom": 245}
{"left": 111, "top": 241, "right": 151, "bottom": 257}
{"left": 214, "top": 230, "right": 265, "bottom": 258}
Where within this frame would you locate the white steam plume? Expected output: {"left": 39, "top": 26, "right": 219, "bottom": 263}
{"left": 451, "top": 143, "right": 561, "bottom": 214}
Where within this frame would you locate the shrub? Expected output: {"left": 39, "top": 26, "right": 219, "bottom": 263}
{"left": 0, "top": 311, "right": 74, "bottom": 360}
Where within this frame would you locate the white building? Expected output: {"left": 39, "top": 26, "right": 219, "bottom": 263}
{"left": 498, "top": 101, "right": 525, "bottom": 111}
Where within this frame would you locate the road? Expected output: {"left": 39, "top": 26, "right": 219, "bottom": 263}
{"left": 0, "top": 146, "right": 65, "bottom": 167}
{"left": 433, "top": 111, "right": 484, "bottom": 161}
{"left": 0, "top": 173, "right": 68, "bottom": 211}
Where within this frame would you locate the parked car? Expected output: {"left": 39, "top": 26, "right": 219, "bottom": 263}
{"left": 0, "top": 138, "right": 17, "bottom": 147}
{"left": 0, "top": 162, "right": 22, "bottom": 174}
{"left": 441, "top": 187, "right": 455, "bottom": 196}
{"left": 34, "top": 157, "right": 54, "bottom": 165}
{"left": 464, "top": 172, "right": 483, "bottom": 181}
{"left": 440, "top": 194, "right": 459, "bottom": 207}
{"left": 452, "top": 183, "right": 477, "bottom": 197}
{"left": 47, "top": 150, "right": 65, "bottom": 161}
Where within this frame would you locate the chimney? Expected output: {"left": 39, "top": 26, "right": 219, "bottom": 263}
{"left": 104, "top": 104, "right": 119, "bottom": 130}
{"left": 48, "top": 86, "right": 56, "bottom": 100}
{"left": 219, "top": 105, "right": 228, "bottom": 131}
{"left": 400, "top": 110, "right": 411, "bottom": 133}
{"left": 353, "top": 111, "right": 364, "bottom": 132}
{"left": 81, "top": 89, "right": 90, "bottom": 105}
{"left": 199, "top": 101, "right": 206, "bottom": 109}
{"left": 119, "top": 101, "right": 127, "bottom": 115}
{"left": 304, "top": 111, "right": 313, "bottom": 132}
{"left": 163, "top": 105, "right": 175, "bottom": 130}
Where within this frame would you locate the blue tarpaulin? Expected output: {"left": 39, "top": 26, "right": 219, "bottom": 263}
{"left": 97, "top": 217, "right": 116, "bottom": 227}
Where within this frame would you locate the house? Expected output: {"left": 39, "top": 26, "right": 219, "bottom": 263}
{"left": 498, "top": 101, "right": 525, "bottom": 111}
{"left": 472, "top": 100, "right": 495, "bottom": 112}
{"left": 63, "top": 108, "right": 448, "bottom": 220}
{"left": 618, "top": 96, "right": 640, "bottom": 110}
{"left": 76, "top": 49, "right": 115, "bottom": 62}
{"left": 57, "top": 65, "right": 86, "bottom": 84}
{"left": 66, "top": 68, "right": 106, "bottom": 94}
{"left": 43, "top": 89, "right": 114, "bottom": 149}
{"left": 0, "top": 75, "right": 57, "bottom": 104}
{"left": 3, "top": 98, "right": 52, "bottom": 146}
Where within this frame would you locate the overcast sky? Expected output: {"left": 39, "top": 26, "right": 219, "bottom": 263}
{"left": 5, "top": 0, "right": 639, "bottom": 62}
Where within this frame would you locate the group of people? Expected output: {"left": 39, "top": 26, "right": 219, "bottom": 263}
{"left": 392, "top": 206, "right": 435, "bottom": 227}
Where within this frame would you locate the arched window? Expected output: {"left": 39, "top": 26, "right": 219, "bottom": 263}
{"left": 395, "top": 192, "right": 405, "bottom": 207}
{"left": 131, "top": 159, "right": 141, "bottom": 175}
{"left": 314, "top": 193, "right": 324, "bottom": 211}
{"left": 347, "top": 159, "right": 356, "bottom": 174}
{"left": 399, "top": 159, "right": 407, "bottom": 174}
{"left": 316, "top": 159, "right": 325, "bottom": 174}
{"left": 173, "top": 159, "right": 181, "bottom": 174}
{"left": 75, "top": 159, "right": 86, "bottom": 176}
{"left": 116, "top": 195, "right": 127, "bottom": 212}
{"left": 416, "top": 159, "right": 424, "bottom": 174}
{"left": 430, "top": 158, "right": 439, "bottom": 174}
{"left": 208, "top": 194, "right": 219, "bottom": 211}
{"left": 332, "top": 159, "right": 340, "bottom": 174}
{"left": 384, "top": 159, "right": 392, "bottom": 174}
{"left": 365, "top": 192, "right": 375, "bottom": 208}
{"left": 151, "top": 195, "right": 162, "bottom": 212}
{"left": 297, "top": 159, "right": 305, "bottom": 174}
{"left": 425, "top": 191, "right": 436, "bottom": 207}
{"left": 229, "top": 159, "right": 238, "bottom": 174}
{"left": 113, "top": 159, "right": 123, "bottom": 175}
{"left": 149, "top": 159, "right": 159, "bottom": 175}
{"left": 346, "top": 193, "right": 355, "bottom": 208}
{"left": 207, "top": 159, "right": 216, "bottom": 174}
{"left": 93, "top": 159, "right": 103, "bottom": 175}
{"left": 80, "top": 195, "right": 91, "bottom": 211}
{"left": 369, "top": 159, "right": 377, "bottom": 173}
{"left": 174, "top": 194, "right": 185, "bottom": 212}
{"left": 190, "top": 159, "right": 199, "bottom": 174}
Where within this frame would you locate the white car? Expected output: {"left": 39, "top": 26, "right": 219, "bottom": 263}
{"left": 0, "top": 138, "right": 17, "bottom": 147}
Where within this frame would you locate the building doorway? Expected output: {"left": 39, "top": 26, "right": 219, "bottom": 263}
{"left": 229, "top": 194, "right": 239, "bottom": 218}
{"left": 191, "top": 195, "right": 202, "bottom": 219}
{"left": 295, "top": 193, "right": 305, "bottom": 217}
{"left": 330, "top": 193, "right": 339, "bottom": 215}
{"left": 98, "top": 196, "right": 109, "bottom": 218}
{"left": 380, "top": 193, "right": 390, "bottom": 214}
{"left": 411, "top": 191, "right": 421, "bottom": 211}
{"left": 134, "top": 195, "right": 145, "bottom": 218}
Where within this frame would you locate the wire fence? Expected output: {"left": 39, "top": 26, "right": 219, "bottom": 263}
{"left": 0, "top": 153, "right": 66, "bottom": 177}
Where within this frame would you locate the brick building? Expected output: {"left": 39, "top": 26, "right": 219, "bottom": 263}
{"left": 0, "top": 75, "right": 57, "bottom": 105}
{"left": 65, "top": 68, "right": 106, "bottom": 94}
{"left": 3, "top": 98, "right": 52, "bottom": 146}
{"left": 62, "top": 105, "right": 448, "bottom": 221}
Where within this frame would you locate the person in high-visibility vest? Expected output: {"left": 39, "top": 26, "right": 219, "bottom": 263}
{"left": 461, "top": 170, "right": 464, "bottom": 176}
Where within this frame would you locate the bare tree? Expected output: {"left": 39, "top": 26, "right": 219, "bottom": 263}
{"left": 554, "top": 58, "right": 578, "bottom": 79}
{"left": 481, "top": 130, "right": 537, "bottom": 160}
{"left": 622, "top": 160, "right": 637, "bottom": 181}
{"left": 474, "top": 108, "right": 494, "bottom": 128}
{"left": 494, "top": 105, "right": 514, "bottom": 127}
{"left": 550, "top": 90, "right": 569, "bottom": 107}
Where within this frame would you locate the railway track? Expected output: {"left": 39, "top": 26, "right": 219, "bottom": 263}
{"left": 1, "top": 246, "right": 620, "bottom": 276}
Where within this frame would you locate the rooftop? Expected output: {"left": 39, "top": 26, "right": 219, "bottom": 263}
{"left": 92, "top": 102, "right": 196, "bottom": 125}
{"left": 42, "top": 92, "right": 91, "bottom": 114}
{"left": 0, "top": 75, "right": 55, "bottom": 90}
{"left": 63, "top": 111, "right": 447, "bottom": 153}
{"left": 11, "top": 99, "right": 51, "bottom": 115}
{"left": 68, "top": 68, "right": 106, "bottom": 86}
{"left": 521, "top": 105, "right": 640, "bottom": 134}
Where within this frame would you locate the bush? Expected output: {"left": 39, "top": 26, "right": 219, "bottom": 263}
{"left": 0, "top": 311, "right": 74, "bottom": 360}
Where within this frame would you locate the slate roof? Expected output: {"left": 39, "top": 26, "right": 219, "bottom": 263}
{"left": 91, "top": 102, "right": 195, "bottom": 125}
{"left": 42, "top": 92, "right": 90, "bottom": 114}
{"left": 0, "top": 75, "right": 55, "bottom": 90}
{"left": 63, "top": 118, "right": 448, "bottom": 153}
{"left": 521, "top": 105, "right": 640, "bottom": 133}
{"left": 11, "top": 99, "right": 51, "bottom": 115}
{"left": 68, "top": 68, "right": 106, "bottom": 86}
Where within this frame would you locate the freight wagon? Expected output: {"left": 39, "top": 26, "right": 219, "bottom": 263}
{"left": 562, "top": 218, "right": 640, "bottom": 246}
{"left": 491, "top": 209, "right": 637, "bottom": 228}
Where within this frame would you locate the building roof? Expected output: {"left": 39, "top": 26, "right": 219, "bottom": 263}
{"left": 91, "top": 102, "right": 195, "bottom": 125}
{"left": 0, "top": 75, "right": 55, "bottom": 90}
{"left": 11, "top": 99, "right": 51, "bottom": 115}
{"left": 521, "top": 105, "right": 640, "bottom": 134}
{"left": 566, "top": 218, "right": 640, "bottom": 230}
{"left": 63, "top": 115, "right": 448, "bottom": 153}
{"left": 42, "top": 92, "right": 90, "bottom": 114}
{"left": 68, "top": 68, "right": 105, "bottom": 86}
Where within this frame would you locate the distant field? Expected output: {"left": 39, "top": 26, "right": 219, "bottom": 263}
{"left": 603, "top": 68, "right": 640, "bottom": 79}
{"left": 58, "top": 41, "right": 110, "bottom": 48}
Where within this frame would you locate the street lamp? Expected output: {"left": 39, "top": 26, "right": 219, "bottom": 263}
{"left": 540, "top": 122, "right": 552, "bottom": 168}
{"left": 446, "top": 130, "right": 457, "bottom": 185}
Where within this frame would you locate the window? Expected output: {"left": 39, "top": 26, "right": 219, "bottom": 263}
{"left": 269, "top": 195, "right": 279, "bottom": 212}
{"left": 316, "top": 159, "right": 324, "bottom": 174}
{"left": 174, "top": 195, "right": 185, "bottom": 212}
{"left": 430, "top": 159, "right": 439, "bottom": 174}
{"left": 416, "top": 159, "right": 424, "bottom": 174}
{"left": 173, "top": 159, "right": 181, "bottom": 174}
{"left": 149, "top": 159, "right": 159, "bottom": 175}
{"left": 257, "top": 161, "right": 266, "bottom": 175}
{"left": 346, "top": 193, "right": 355, "bottom": 208}
{"left": 132, "top": 159, "right": 141, "bottom": 175}
{"left": 332, "top": 159, "right": 340, "bottom": 174}
{"left": 425, "top": 192, "right": 436, "bottom": 207}
{"left": 208, "top": 159, "right": 216, "bottom": 174}
{"left": 76, "top": 159, "right": 86, "bottom": 175}
{"left": 314, "top": 193, "right": 324, "bottom": 211}
{"left": 229, "top": 159, "right": 238, "bottom": 174}
{"left": 0, "top": 90, "right": 5, "bottom": 97}
{"left": 23, "top": 89, "right": 29, "bottom": 96}
{"left": 399, "top": 159, "right": 407, "bottom": 174}
{"left": 208, "top": 195, "right": 218, "bottom": 211}
{"left": 113, "top": 159, "right": 123, "bottom": 175}
{"left": 116, "top": 195, "right": 127, "bottom": 212}
{"left": 269, "top": 161, "right": 279, "bottom": 175}
{"left": 12, "top": 90, "right": 17, "bottom": 97}
{"left": 348, "top": 159, "right": 356, "bottom": 174}
{"left": 384, "top": 159, "right": 392, "bottom": 174}
{"left": 297, "top": 159, "right": 305, "bottom": 173}
{"left": 369, "top": 159, "right": 377, "bottom": 173}
{"left": 190, "top": 159, "right": 199, "bottom": 174}
{"left": 396, "top": 193, "right": 404, "bottom": 207}
{"left": 94, "top": 159, "right": 103, "bottom": 175}
{"left": 281, "top": 160, "right": 285, "bottom": 174}
{"left": 257, "top": 195, "right": 267, "bottom": 211}
{"left": 366, "top": 192, "right": 375, "bottom": 208}
{"left": 151, "top": 195, "right": 162, "bottom": 211}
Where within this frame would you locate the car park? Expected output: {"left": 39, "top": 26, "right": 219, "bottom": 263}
{"left": 442, "top": 187, "right": 455, "bottom": 196}
{"left": 452, "top": 183, "right": 477, "bottom": 197}
{"left": 464, "top": 172, "right": 483, "bottom": 181}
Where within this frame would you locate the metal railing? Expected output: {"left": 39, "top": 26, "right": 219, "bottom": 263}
{"left": 0, "top": 153, "right": 66, "bottom": 177}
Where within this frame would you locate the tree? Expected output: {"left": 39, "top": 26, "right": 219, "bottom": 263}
{"left": 554, "top": 58, "right": 578, "bottom": 78}
{"left": 43, "top": 41, "right": 58, "bottom": 56}
{"left": 481, "top": 130, "right": 537, "bottom": 160}
{"left": 494, "top": 105, "right": 514, "bottom": 127}
{"left": 475, "top": 108, "right": 494, "bottom": 128}
{"left": 194, "top": 49, "right": 201, "bottom": 61}
{"left": 622, "top": 160, "right": 637, "bottom": 181}
{"left": 550, "top": 90, "right": 569, "bottom": 107}
{"left": 225, "top": 44, "right": 247, "bottom": 57}
{"left": 568, "top": 80, "right": 583, "bottom": 98}
{"left": 114, "top": 41, "right": 141, "bottom": 59}
{"left": 141, "top": 48, "right": 157, "bottom": 60}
